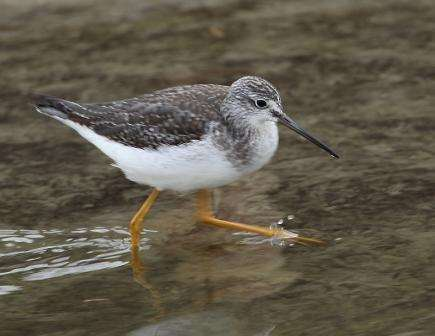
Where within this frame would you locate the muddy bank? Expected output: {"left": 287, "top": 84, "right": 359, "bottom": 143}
{"left": 1, "top": 0, "right": 435, "bottom": 335}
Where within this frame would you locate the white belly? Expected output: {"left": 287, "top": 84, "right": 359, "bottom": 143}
{"left": 63, "top": 120, "right": 243, "bottom": 192}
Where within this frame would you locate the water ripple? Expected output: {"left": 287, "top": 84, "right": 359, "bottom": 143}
{"left": 0, "top": 226, "right": 152, "bottom": 286}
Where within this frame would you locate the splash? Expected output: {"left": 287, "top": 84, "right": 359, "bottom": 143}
{"left": 235, "top": 215, "right": 298, "bottom": 247}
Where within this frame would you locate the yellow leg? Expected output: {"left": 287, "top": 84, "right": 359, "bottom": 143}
{"left": 130, "top": 188, "right": 160, "bottom": 247}
{"left": 196, "top": 189, "right": 325, "bottom": 246}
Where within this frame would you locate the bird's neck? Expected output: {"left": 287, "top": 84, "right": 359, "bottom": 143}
{"left": 213, "top": 113, "right": 278, "bottom": 169}
{"left": 223, "top": 111, "right": 275, "bottom": 141}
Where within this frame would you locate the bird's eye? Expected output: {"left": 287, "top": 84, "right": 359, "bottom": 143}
{"left": 254, "top": 99, "right": 268, "bottom": 109}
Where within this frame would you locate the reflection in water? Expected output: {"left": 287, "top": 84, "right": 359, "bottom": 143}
{"left": 125, "top": 222, "right": 306, "bottom": 335}
{"left": 0, "top": 214, "right": 324, "bottom": 335}
{"left": 129, "top": 242, "right": 280, "bottom": 335}
{"left": 0, "top": 227, "right": 151, "bottom": 284}
{"left": 128, "top": 310, "right": 276, "bottom": 336}
{"left": 24, "top": 260, "right": 127, "bottom": 281}
{"left": 0, "top": 285, "right": 21, "bottom": 295}
{"left": 131, "top": 245, "right": 166, "bottom": 320}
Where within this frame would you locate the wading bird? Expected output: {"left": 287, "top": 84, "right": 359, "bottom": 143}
{"left": 35, "top": 76, "right": 338, "bottom": 247}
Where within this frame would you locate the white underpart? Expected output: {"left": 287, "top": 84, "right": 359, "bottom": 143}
{"left": 59, "top": 119, "right": 248, "bottom": 192}
{"left": 48, "top": 114, "right": 280, "bottom": 192}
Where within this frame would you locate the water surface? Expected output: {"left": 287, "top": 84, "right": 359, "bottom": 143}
{"left": 1, "top": 0, "right": 435, "bottom": 335}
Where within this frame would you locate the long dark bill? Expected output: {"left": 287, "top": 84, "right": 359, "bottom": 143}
{"left": 278, "top": 115, "right": 339, "bottom": 159}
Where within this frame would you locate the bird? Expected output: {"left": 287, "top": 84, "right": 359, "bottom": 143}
{"left": 34, "top": 76, "right": 339, "bottom": 247}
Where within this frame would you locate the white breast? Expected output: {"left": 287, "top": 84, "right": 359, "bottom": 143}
{"left": 62, "top": 120, "right": 243, "bottom": 192}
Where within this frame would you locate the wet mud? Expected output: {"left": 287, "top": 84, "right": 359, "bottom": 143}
{"left": 1, "top": 0, "right": 435, "bottom": 335}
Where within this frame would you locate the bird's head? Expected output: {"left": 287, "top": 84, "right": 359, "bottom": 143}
{"left": 226, "top": 76, "right": 339, "bottom": 158}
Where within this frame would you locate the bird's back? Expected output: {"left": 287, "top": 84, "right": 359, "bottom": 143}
{"left": 35, "top": 84, "right": 229, "bottom": 150}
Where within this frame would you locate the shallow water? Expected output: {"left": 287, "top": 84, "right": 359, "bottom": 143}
{"left": 2, "top": 0, "right": 435, "bottom": 335}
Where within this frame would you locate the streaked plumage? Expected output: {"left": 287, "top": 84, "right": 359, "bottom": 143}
{"left": 36, "top": 84, "right": 229, "bottom": 150}
{"left": 34, "top": 76, "right": 339, "bottom": 247}
{"left": 35, "top": 76, "right": 338, "bottom": 192}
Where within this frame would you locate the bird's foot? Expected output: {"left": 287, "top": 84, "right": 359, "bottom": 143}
{"left": 269, "top": 218, "right": 325, "bottom": 247}
{"left": 236, "top": 226, "right": 325, "bottom": 247}
{"left": 270, "top": 228, "right": 325, "bottom": 247}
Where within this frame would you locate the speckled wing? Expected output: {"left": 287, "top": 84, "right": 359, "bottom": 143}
{"left": 36, "top": 84, "right": 229, "bottom": 149}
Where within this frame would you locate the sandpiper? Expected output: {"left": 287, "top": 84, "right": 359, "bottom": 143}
{"left": 34, "top": 76, "right": 339, "bottom": 246}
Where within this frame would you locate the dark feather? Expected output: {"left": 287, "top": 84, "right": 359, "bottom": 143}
{"left": 35, "top": 84, "right": 229, "bottom": 149}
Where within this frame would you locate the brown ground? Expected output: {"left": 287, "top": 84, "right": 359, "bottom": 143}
{"left": 1, "top": 0, "right": 435, "bottom": 335}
